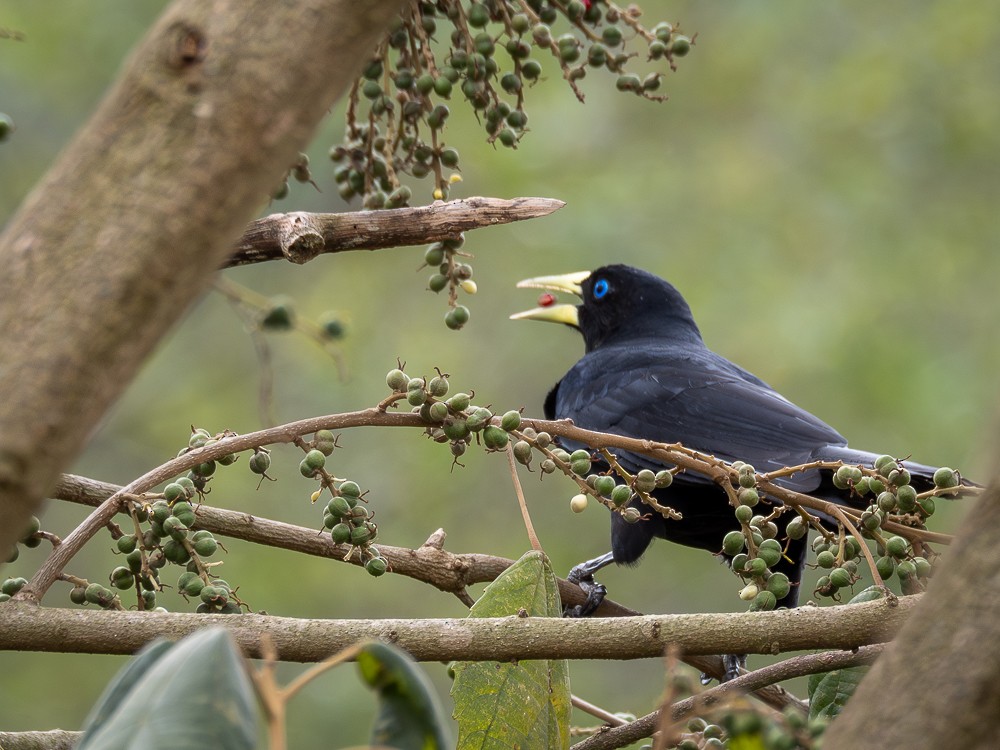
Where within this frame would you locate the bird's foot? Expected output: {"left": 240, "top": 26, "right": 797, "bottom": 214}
{"left": 701, "top": 653, "right": 747, "bottom": 685}
{"left": 562, "top": 564, "right": 608, "bottom": 617}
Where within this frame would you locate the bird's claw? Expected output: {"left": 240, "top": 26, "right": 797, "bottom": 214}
{"left": 563, "top": 566, "right": 607, "bottom": 617}
{"left": 701, "top": 653, "right": 747, "bottom": 685}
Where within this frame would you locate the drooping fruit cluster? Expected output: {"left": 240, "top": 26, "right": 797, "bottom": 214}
{"left": 299, "top": 430, "right": 387, "bottom": 577}
{"left": 324, "top": 0, "right": 692, "bottom": 208}
{"left": 422, "top": 234, "right": 476, "bottom": 329}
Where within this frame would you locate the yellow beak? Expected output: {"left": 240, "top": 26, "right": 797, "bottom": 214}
{"left": 509, "top": 271, "right": 590, "bottom": 326}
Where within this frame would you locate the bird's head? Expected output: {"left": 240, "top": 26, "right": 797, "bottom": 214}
{"left": 511, "top": 264, "right": 702, "bottom": 351}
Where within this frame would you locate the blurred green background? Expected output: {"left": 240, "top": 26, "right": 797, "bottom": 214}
{"left": 2, "top": 1, "right": 998, "bottom": 745}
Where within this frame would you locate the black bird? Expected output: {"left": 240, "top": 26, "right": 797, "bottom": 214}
{"left": 512, "top": 265, "right": 964, "bottom": 670}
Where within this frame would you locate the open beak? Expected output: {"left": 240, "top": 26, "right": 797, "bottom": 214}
{"left": 509, "top": 271, "right": 590, "bottom": 326}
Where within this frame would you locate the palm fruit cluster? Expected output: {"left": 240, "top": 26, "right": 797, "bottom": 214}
{"left": 422, "top": 234, "right": 476, "bottom": 330}
{"left": 302, "top": 428, "right": 388, "bottom": 577}
{"left": 326, "top": 0, "right": 692, "bottom": 208}
{"left": 725, "top": 456, "right": 962, "bottom": 609}
{"left": 386, "top": 366, "right": 523, "bottom": 466}
{"left": 62, "top": 427, "right": 242, "bottom": 613}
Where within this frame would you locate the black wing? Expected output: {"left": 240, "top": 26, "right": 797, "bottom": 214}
{"left": 553, "top": 342, "right": 848, "bottom": 493}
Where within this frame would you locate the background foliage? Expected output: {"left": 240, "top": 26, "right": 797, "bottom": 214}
{"left": 1, "top": 1, "right": 998, "bottom": 745}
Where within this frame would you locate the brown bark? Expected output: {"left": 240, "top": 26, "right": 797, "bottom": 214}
{"left": 0, "top": 0, "right": 407, "bottom": 555}
{"left": 226, "top": 197, "right": 565, "bottom": 266}
{"left": 824, "top": 479, "right": 1000, "bottom": 749}
{"left": 0, "top": 596, "right": 916, "bottom": 662}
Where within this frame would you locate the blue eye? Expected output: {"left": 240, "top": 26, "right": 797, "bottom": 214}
{"left": 593, "top": 278, "right": 610, "bottom": 299}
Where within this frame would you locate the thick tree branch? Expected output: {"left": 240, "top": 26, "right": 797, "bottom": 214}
{"left": 226, "top": 196, "right": 565, "bottom": 266}
{"left": 0, "top": 597, "right": 916, "bottom": 661}
{"left": 0, "top": 0, "right": 407, "bottom": 555}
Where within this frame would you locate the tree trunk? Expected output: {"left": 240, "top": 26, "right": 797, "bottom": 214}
{"left": 825, "top": 478, "right": 1000, "bottom": 749}
{"left": 0, "top": 0, "right": 406, "bottom": 555}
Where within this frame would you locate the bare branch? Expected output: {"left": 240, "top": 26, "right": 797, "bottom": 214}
{"left": 226, "top": 196, "right": 565, "bottom": 266}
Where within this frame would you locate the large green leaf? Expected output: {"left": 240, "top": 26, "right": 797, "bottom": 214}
{"left": 807, "top": 587, "right": 881, "bottom": 720}
{"left": 76, "top": 627, "right": 257, "bottom": 750}
{"left": 451, "top": 550, "right": 571, "bottom": 750}
{"left": 357, "top": 641, "right": 452, "bottom": 750}
{"left": 77, "top": 639, "right": 174, "bottom": 743}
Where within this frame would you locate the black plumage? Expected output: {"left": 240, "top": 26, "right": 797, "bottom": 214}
{"left": 512, "top": 264, "right": 954, "bottom": 622}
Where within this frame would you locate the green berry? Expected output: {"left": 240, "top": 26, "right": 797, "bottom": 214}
{"left": 601, "top": 26, "right": 623, "bottom": 47}
{"left": 163, "top": 482, "right": 186, "bottom": 502}
{"left": 445, "top": 305, "right": 471, "bottom": 330}
{"left": 261, "top": 298, "right": 295, "bottom": 330}
{"left": 751, "top": 590, "right": 777, "bottom": 611}
{"left": 757, "top": 539, "right": 783, "bottom": 568}
{"left": 483, "top": 425, "right": 509, "bottom": 450}
{"left": 610, "top": 484, "right": 632, "bottom": 508}
{"left": 634, "top": 469, "right": 656, "bottom": 494}
{"left": 816, "top": 550, "right": 836, "bottom": 569}
{"left": 70, "top": 586, "right": 87, "bottom": 605}
{"left": 669, "top": 35, "right": 691, "bottom": 56}
{"left": 304, "top": 449, "right": 327, "bottom": 471}
{"left": 738, "top": 488, "right": 759, "bottom": 507}
{"left": 734, "top": 504, "right": 753, "bottom": 524}
{"left": 765, "top": 572, "right": 790, "bottom": 600}
{"left": 786, "top": 516, "right": 807, "bottom": 540}
{"left": 654, "top": 470, "right": 673, "bottom": 488}
{"left": 111, "top": 567, "right": 134, "bottom": 590}
{"left": 594, "top": 476, "right": 616, "bottom": 497}
{"left": 888, "top": 468, "right": 911, "bottom": 487}
{"left": 500, "top": 410, "right": 521, "bottom": 432}
{"left": 366, "top": 556, "right": 388, "bottom": 576}
{"left": 249, "top": 452, "right": 270, "bottom": 475}
{"left": 84, "top": 583, "right": 112, "bottom": 606}
{"left": 446, "top": 393, "right": 471, "bottom": 411}
{"left": 829, "top": 567, "right": 853, "bottom": 589}
{"left": 875, "top": 555, "right": 896, "bottom": 580}
{"left": 513, "top": 440, "right": 533, "bottom": 465}
{"left": 933, "top": 467, "right": 959, "bottom": 489}
{"left": 1, "top": 577, "right": 28, "bottom": 596}
{"left": 386, "top": 369, "right": 408, "bottom": 392}
{"left": 722, "top": 531, "right": 745, "bottom": 557}
{"left": 194, "top": 536, "right": 218, "bottom": 557}
{"left": 331, "top": 523, "right": 351, "bottom": 544}
{"left": 350, "top": 525, "right": 372, "bottom": 545}
{"left": 117, "top": 535, "right": 138, "bottom": 554}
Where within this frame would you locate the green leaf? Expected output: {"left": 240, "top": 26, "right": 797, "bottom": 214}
{"left": 451, "top": 550, "right": 571, "bottom": 750}
{"left": 76, "top": 627, "right": 257, "bottom": 750}
{"left": 808, "top": 666, "right": 868, "bottom": 720}
{"left": 357, "top": 641, "right": 452, "bottom": 750}
{"left": 77, "top": 639, "right": 174, "bottom": 743}
{"left": 846, "top": 585, "right": 885, "bottom": 605}
{"left": 806, "top": 586, "right": 879, "bottom": 720}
